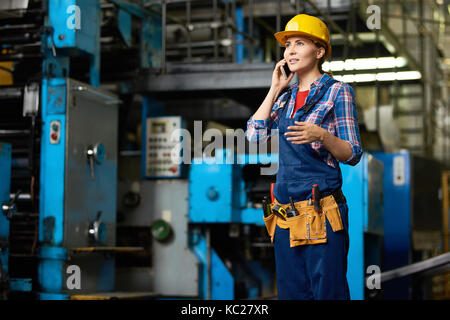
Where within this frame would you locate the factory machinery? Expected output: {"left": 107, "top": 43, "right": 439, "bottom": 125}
{"left": 117, "top": 110, "right": 385, "bottom": 299}
{"left": 120, "top": 117, "right": 442, "bottom": 299}
{"left": 0, "top": 0, "right": 446, "bottom": 300}
{"left": 0, "top": 0, "right": 158, "bottom": 299}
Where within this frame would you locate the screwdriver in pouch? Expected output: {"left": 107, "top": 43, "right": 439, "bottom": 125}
{"left": 312, "top": 184, "right": 321, "bottom": 212}
{"left": 286, "top": 196, "right": 299, "bottom": 218}
{"left": 262, "top": 196, "right": 271, "bottom": 218}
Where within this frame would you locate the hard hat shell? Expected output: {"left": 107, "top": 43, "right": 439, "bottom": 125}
{"left": 274, "top": 14, "right": 331, "bottom": 60}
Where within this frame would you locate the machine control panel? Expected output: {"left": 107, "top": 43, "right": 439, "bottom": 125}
{"left": 49, "top": 120, "right": 61, "bottom": 144}
{"left": 145, "top": 116, "right": 182, "bottom": 178}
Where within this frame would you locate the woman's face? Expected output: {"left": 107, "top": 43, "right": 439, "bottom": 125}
{"left": 283, "top": 36, "right": 324, "bottom": 74}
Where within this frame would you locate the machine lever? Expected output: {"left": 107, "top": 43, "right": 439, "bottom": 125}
{"left": 88, "top": 211, "right": 106, "bottom": 244}
{"left": 2, "top": 189, "right": 21, "bottom": 220}
{"left": 87, "top": 146, "right": 95, "bottom": 180}
{"left": 86, "top": 143, "right": 105, "bottom": 181}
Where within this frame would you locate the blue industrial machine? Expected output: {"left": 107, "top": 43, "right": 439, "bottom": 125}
{"left": 372, "top": 151, "right": 442, "bottom": 299}
{"left": 38, "top": 78, "right": 120, "bottom": 300}
{"left": 0, "top": 143, "right": 12, "bottom": 297}
{"left": 35, "top": 0, "right": 124, "bottom": 300}
{"left": 341, "top": 153, "right": 384, "bottom": 300}
{"left": 188, "top": 149, "right": 278, "bottom": 299}
{"left": 0, "top": 0, "right": 161, "bottom": 300}
{"left": 118, "top": 141, "right": 385, "bottom": 299}
{"left": 45, "top": 0, "right": 101, "bottom": 86}
{"left": 117, "top": 145, "right": 277, "bottom": 299}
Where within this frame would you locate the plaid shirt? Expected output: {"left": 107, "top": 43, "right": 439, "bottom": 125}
{"left": 246, "top": 73, "right": 363, "bottom": 168}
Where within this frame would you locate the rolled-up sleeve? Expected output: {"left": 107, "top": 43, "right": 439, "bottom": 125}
{"left": 246, "top": 117, "right": 273, "bottom": 143}
{"left": 333, "top": 83, "right": 363, "bottom": 166}
{"left": 246, "top": 91, "right": 288, "bottom": 144}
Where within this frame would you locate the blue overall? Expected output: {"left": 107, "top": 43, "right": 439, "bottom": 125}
{"left": 273, "top": 78, "right": 350, "bottom": 300}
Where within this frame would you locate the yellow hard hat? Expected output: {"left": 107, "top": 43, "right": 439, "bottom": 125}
{"left": 274, "top": 14, "right": 331, "bottom": 60}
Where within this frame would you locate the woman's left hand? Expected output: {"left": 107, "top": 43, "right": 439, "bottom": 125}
{"left": 285, "top": 121, "right": 326, "bottom": 144}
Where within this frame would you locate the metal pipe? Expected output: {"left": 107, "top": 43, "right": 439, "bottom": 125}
{"left": 206, "top": 228, "right": 211, "bottom": 300}
{"left": 0, "top": 87, "right": 22, "bottom": 99}
{"left": 276, "top": 0, "right": 281, "bottom": 62}
{"left": 442, "top": 172, "right": 449, "bottom": 253}
{"left": 249, "top": 0, "right": 253, "bottom": 63}
{"left": 383, "top": 13, "right": 450, "bottom": 26}
{"left": 342, "top": 1, "right": 351, "bottom": 60}
{"left": 419, "top": 0, "right": 428, "bottom": 156}
{"left": 0, "top": 24, "right": 39, "bottom": 31}
{"left": 213, "top": 0, "right": 218, "bottom": 60}
{"left": 376, "top": 252, "right": 450, "bottom": 283}
{"left": 0, "top": 53, "right": 42, "bottom": 61}
{"left": 186, "top": 0, "right": 191, "bottom": 61}
{"left": 231, "top": 0, "right": 236, "bottom": 63}
{"left": 0, "top": 130, "right": 31, "bottom": 136}
{"left": 162, "top": 0, "right": 167, "bottom": 74}
{"left": 0, "top": 33, "right": 36, "bottom": 44}
{"left": 375, "top": 28, "right": 380, "bottom": 134}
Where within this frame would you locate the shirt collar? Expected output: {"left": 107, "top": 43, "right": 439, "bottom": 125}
{"left": 291, "top": 73, "right": 331, "bottom": 92}
{"left": 311, "top": 73, "right": 330, "bottom": 89}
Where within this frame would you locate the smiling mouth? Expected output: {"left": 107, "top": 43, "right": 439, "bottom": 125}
{"left": 289, "top": 59, "right": 299, "bottom": 64}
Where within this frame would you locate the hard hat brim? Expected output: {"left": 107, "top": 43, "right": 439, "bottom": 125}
{"left": 274, "top": 30, "right": 331, "bottom": 60}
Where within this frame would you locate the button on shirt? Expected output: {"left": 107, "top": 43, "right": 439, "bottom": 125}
{"left": 246, "top": 73, "right": 363, "bottom": 168}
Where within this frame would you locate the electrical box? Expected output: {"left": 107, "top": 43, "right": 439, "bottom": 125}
{"left": 143, "top": 116, "right": 183, "bottom": 179}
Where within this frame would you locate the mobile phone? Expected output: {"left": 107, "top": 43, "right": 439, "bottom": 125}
{"left": 281, "top": 63, "right": 291, "bottom": 79}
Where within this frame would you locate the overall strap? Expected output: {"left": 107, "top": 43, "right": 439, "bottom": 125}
{"left": 301, "top": 78, "right": 338, "bottom": 115}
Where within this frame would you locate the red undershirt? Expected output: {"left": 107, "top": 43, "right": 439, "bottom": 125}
{"left": 291, "top": 89, "right": 310, "bottom": 118}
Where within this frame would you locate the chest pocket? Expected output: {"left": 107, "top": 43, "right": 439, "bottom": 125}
{"left": 304, "top": 101, "right": 334, "bottom": 125}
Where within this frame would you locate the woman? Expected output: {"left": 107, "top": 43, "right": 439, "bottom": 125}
{"left": 246, "top": 14, "right": 363, "bottom": 300}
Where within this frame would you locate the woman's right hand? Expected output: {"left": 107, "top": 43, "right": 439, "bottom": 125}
{"left": 271, "top": 59, "right": 295, "bottom": 92}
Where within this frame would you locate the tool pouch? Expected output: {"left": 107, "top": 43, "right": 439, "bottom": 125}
{"left": 286, "top": 214, "right": 307, "bottom": 241}
{"left": 263, "top": 209, "right": 277, "bottom": 243}
{"left": 323, "top": 201, "right": 344, "bottom": 232}
{"left": 309, "top": 208, "right": 327, "bottom": 240}
{"left": 267, "top": 195, "right": 344, "bottom": 247}
{"left": 287, "top": 207, "right": 327, "bottom": 245}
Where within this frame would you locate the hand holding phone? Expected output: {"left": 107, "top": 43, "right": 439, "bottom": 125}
{"left": 281, "top": 63, "right": 292, "bottom": 80}
{"left": 271, "top": 60, "right": 294, "bottom": 92}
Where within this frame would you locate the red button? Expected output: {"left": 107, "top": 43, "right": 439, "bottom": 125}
{"left": 51, "top": 133, "right": 58, "bottom": 140}
{"left": 170, "top": 166, "right": 177, "bottom": 173}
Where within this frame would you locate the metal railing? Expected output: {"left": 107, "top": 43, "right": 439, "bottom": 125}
{"left": 144, "top": 0, "right": 367, "bottom": 71}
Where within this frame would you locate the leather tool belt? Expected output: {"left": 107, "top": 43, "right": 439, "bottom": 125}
{"left": 263, "top": 191, "right": 345, "bottom": 248}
